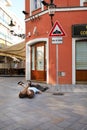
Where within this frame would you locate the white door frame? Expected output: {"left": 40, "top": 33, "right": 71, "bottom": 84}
{"left": 72, "top": 38, "right": 76, "bottom": 84}
{"left": 72, "top": 37, "right": 87, "bottom": 84}
{"left": 26, "top": 38, "right": 49, "bottom": 83}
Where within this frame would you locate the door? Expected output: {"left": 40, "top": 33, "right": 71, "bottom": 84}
{"left": 31, "top": 42, "right": 46, "bottom": 81}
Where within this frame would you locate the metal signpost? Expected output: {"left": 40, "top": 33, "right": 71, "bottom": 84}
{"left": 49, "top": 21, "right": 65, "bottom": 95}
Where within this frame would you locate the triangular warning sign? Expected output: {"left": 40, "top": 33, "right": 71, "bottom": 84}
{"left": 49, "top": 21, "right": 66, "bottom": 37}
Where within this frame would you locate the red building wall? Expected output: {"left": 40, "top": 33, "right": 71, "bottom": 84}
{"left": 25, "top": 0, "right": 87, "bottom": 84}
{"left": 56, "top": 0, "right": 80, "bottom": 7}
{"left": 57, "top": 10, "right": 87, "bottom": 84}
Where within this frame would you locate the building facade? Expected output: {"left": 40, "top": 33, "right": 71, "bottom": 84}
{"left": 0, "top": 0, "right": 25, "bottom": 76}
{"left": 25, "top": 0, "right": 87, "bottom": 84}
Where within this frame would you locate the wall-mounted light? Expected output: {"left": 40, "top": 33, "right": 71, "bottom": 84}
{"left": 48, "top": 4, "right": 55, "bottom": 16}
{"left": 41, "top": 0, "right": 56, "bottom": 26}
{"left": 22, "top": 10, "right": 29, "bottom": 15}
{"left": 48, "top": 4, "right": 56, "bottom": 26}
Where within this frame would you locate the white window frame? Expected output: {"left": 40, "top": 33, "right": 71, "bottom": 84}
{"left": 26, "top": 38, "right": 49, "bottom": 83}
{"left": 80, "top": 0, "right": 85, "bottom": 6}
{"left": 30, "top": 0, "right": 42, "bottom": 16}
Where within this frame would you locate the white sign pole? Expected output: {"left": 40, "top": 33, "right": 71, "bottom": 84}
{"left": 49, "top": 21, "right": 65, "bottom": 95}
{"left": 56, "top": 44, "right": 58, "bottom": 85}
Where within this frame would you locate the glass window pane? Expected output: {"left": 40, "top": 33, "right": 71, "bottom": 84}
{"left": 36, "top": 46, "right": 44, "bottom": 70}
{"left": 76, "top": 41, "right": 87, "bottom": 70}
{"left": 31, "top": 46, "right": 35, "bottom": 70}
{"left": 32, "top": 0, "right": 41, "bottom": 10}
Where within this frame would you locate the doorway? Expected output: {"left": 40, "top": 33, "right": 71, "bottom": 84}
{"left": 76, "top": 39, "right": 87, "bottom": 83}
{"left": 31, "top": 42, "right": 46, "bottom": 81}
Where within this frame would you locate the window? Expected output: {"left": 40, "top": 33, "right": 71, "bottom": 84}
{"left": 31, "top": 46, "right": 35, "bottom": 70}
{"left": 34, "top": 0, "right": 41, "bottom": 9}
{"left": 0, "top": 8, "right": 10, "bottom": 26}
{"left": 80, "top": 0, "right": 85, "bottom": 6}
{"left": 36, "top": 46, "right": 44, "bottom": 70}
{"left": 31, "top": 0, "right": 41, "bottom": 11}
{"left": 76, "top": 40, "right": 87, "bottom": 70}
{"left": 0, "top": 8, "right": 4, "bottom": 21}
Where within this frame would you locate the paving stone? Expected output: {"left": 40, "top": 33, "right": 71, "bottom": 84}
{"left": 70, "top": 123, "right": 85, "bottom": 130}
{"left": 0, "top": 77, "right": 87, "bottom": 130}
{"left": 79, "top": 118, "right": 87, "bottom": 125}
{"left": 81, "top": 125, "right": 87, "bottom": 130}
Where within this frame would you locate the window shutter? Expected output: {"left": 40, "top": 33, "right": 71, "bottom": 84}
{"left": 76, "top": 41, "right": 87, "bottom": 70}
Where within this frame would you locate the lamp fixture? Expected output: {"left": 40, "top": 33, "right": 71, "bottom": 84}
{"left": 22, "top": 10, "right": 29, "bottom": 15}
{"left": 41, "top": 0, "right": 56, "bottom": 26}
{"left": 9, "top": 19, "right": 25, "bottom": 39}
{"left": 10, "top": 30, "right": 25, "bottom": 39}
{"left": 9, "top": 19, "right": 15, "bottom": 27}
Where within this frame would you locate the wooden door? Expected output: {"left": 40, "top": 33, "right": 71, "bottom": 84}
{"left": 31, "top": 42, "right": 46, "bottom": 81}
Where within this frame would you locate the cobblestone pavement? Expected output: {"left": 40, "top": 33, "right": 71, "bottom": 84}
{"left": 0, "top": 77, "right": 87, "bottom": 130}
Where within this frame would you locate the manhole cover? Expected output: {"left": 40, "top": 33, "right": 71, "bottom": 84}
{"left": 53, "top": 92, "right": 64, "bottom": 95}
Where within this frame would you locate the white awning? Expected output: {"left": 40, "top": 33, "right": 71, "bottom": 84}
{"left": 0, "top": 41, "right": 25, "bottom": 60}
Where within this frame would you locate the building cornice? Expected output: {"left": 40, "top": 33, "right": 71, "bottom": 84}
{"left": 25, "top": 6, "right": 87, "bottom": 22}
